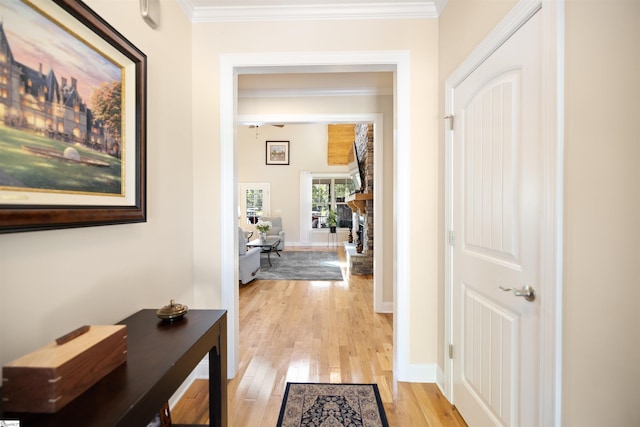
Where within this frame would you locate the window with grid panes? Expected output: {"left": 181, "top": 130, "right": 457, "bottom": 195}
{"left": 311, "top": 176, "right": 354, "bottom": 229}
{"left": 245, "top": 189, "right": 263, "bottom": 224}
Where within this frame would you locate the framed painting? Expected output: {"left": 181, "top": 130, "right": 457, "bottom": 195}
{"left": 0, "top": 0, "right": 147, "bottom": 233}
{"left": 266, "top": 141, "right": 289, "bottom": 165}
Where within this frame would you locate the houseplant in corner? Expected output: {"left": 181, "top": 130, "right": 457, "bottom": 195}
{"left": 255, "top": 220, "right": 272, "bottom": 242}
{"left": 326, "top": 210, "right": 338, "bottom": 233}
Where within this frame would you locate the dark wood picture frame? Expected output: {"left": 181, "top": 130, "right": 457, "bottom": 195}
{"left": 266, "top": 140, "right": 290, "bottom": 165}
{"left": 0, "top": 0, "right": 147, "bottom": 234}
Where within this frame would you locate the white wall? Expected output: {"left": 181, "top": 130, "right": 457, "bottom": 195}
{"left": 439, "top": 0, "right": 640, "bottom": 425}
{"left": 0, "top": 0, "right": 194, "bottom": 370}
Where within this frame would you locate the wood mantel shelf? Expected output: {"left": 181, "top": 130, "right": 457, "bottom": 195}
{"left": 346, "top": 193, "right": 373, "bottom": 213}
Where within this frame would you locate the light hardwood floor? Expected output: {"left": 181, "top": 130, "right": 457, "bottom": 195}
{"left": 171, "top": 247, "right": 467, "bottom": 426}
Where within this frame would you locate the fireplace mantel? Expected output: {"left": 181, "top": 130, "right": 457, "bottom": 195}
{"left": 346, "top": 193, "right": 373, "bottom": 214}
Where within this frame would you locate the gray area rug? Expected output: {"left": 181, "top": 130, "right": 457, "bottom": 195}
{"left": 255, "top": 251, "right": 344, "bottom": 281}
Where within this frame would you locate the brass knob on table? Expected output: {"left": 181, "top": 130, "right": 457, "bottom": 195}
{"left": 157, "top": 299, "right": 189, "bottom": 321}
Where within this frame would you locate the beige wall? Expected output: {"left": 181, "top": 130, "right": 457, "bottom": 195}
{"left": 192, "top": 18, "right": 440, "bottom": 365}
{"left": 439, "top": 0, "right": 640, "bottom": 425}
{"left": 0, "top": 0, "right": 194, "bottom": 370}
{"left": 563, "top": 1, "right": 640, "bottom": 425}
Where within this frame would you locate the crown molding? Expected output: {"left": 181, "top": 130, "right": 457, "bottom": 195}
{"left": 434, "top": 0, "right": 448, "bottom": 15}
{"left": 238, "top": 86, "right": 393, "bottom": 98}
{"left": 176, "top": 0, "right": 195, "bottom": 20}
{"left": 177, "top": 1, "right": 443, "bottom": 23}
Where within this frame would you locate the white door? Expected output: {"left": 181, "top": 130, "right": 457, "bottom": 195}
{"left": 451, "top": 11, "right": 541, "bottom": 427}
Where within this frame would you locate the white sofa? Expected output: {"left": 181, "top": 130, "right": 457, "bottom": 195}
{"left": 260, "top": 216, "right": 285, "bottom": 251}
{"left": 239, "top": 227, "right": 261, "bottom": 284}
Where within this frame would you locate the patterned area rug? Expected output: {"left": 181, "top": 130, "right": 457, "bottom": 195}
{"left": 255, "top": 251, "right": 344, "bottom": 281}
{"left": 277, "top": 383, "right": 389, "bottom": 427}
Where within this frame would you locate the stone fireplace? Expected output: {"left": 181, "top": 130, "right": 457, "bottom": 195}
{"left": 345, "top": 123, "right": 373, "bottom": 275}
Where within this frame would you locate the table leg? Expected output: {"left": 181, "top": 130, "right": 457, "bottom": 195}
{"left": 208, "top": 316, "right": 228, "bottom": 427}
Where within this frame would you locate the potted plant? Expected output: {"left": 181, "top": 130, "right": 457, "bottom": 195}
{"left": 326, "top": 210, "right": 338, "bottom": 233}
{"left": 255, "top": 220, "right": 272, "bottom": 242}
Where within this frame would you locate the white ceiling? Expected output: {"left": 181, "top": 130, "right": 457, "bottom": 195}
{"left": 177, "top": 0, "right": 447, "bottom": 22}
{"left": 238, "top": 71, "right": 394, "bottom": 98}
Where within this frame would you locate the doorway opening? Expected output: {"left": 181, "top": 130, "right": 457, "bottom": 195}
{"left": 220, "top": 51, "right": 412, "bottom": 382}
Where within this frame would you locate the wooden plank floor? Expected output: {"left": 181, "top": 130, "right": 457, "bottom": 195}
{"left": 171, "top": 247, "right": 467, "bottom": 426}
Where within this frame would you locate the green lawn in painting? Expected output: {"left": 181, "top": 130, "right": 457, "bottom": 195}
{"left": 0, "top": 125, "right": 122, "bottom": 195}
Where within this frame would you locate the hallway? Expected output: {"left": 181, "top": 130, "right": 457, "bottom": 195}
{"left": 173, "top": 247, "right": 466, "bottom": 426}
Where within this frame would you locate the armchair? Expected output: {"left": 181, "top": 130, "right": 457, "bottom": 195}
{"left": 239, "top": 227, "right": 261, "bottom": 284}
{"left": 260, "top": 216, "right": 285, "bottom": 250}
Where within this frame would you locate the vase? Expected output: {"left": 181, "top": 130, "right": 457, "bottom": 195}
{"left": 259, "top": 232, "right": 267, "bottom": 242}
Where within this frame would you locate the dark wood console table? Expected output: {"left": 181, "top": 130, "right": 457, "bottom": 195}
{"left": 0, "top": 309, "right": 227, "bottom": 427}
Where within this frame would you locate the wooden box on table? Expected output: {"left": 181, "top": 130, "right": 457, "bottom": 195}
{"left": 2, "top": 325, "right": 127, "bottom": 413}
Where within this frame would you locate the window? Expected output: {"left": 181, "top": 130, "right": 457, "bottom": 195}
{"left": 245, "top": 189, "right": 263, "bottom": 224}
{"left": 239, "top": 183, "right": 270, "bottom": 225}
{"left": 311, "top": 176, "right": 354, "bottom": 229}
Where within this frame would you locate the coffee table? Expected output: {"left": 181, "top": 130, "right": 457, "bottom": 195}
{"left": 247, "top": 236, "right": 281, "bottom": 266}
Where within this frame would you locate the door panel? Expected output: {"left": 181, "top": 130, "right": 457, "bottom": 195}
{"left": 463, "top": 71, "right": 520, "bottom": 267}
{"left": 463, "top": 284, "right": 518, "bottom": 425}
{"left": 452, "top": 11, "right": 541, "bottom": 427}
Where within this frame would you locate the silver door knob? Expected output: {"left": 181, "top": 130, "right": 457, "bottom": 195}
{"left": 499, "top": 285, "right": 536, "bottom": 302}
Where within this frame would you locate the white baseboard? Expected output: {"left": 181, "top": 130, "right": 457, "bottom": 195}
{"left": 436, "top": 363, "right": 444, "bottom": 388}
{"left": 168, "top": 357, "right": 209, "bottom": 407}
{"left": 377, "top": 301, "right": 393, "bottom": 313}
{"left": 435, "top": 364, "right": 449, "bottom": 401}
{"left": 404, "top": 363, "right": 438, "bottom": 383}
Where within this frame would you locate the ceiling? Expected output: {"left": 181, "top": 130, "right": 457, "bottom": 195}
{"left": 238, "top": 71, "right": 393, "bottom": 98}
{"left": 177, "top": 0, "right": 447, "bottom": 22}
{"left": 236, "top": 70, "right": 393, "bottom": 127}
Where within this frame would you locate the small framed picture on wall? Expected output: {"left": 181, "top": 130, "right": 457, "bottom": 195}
{"left": 266, "top": 141, "right": 290, "bottom": 165}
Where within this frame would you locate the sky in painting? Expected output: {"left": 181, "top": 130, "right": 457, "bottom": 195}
{"left": 0, "top": 0, "right": 121, "bottom": 105}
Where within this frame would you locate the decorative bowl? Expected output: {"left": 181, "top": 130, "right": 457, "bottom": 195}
{"left": 156, "top": 299, "right": 188, "bottom": 322}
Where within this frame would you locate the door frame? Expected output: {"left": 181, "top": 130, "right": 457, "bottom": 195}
{"left": 220, "top": 51, "right": 412, "bottom": 381}
{"left": 443, "top": 0, "right": 564, "bottom": 425}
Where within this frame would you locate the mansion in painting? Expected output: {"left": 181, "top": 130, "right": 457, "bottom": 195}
{"left": 0, "top": 22, "right": 116, "bottom": 155}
